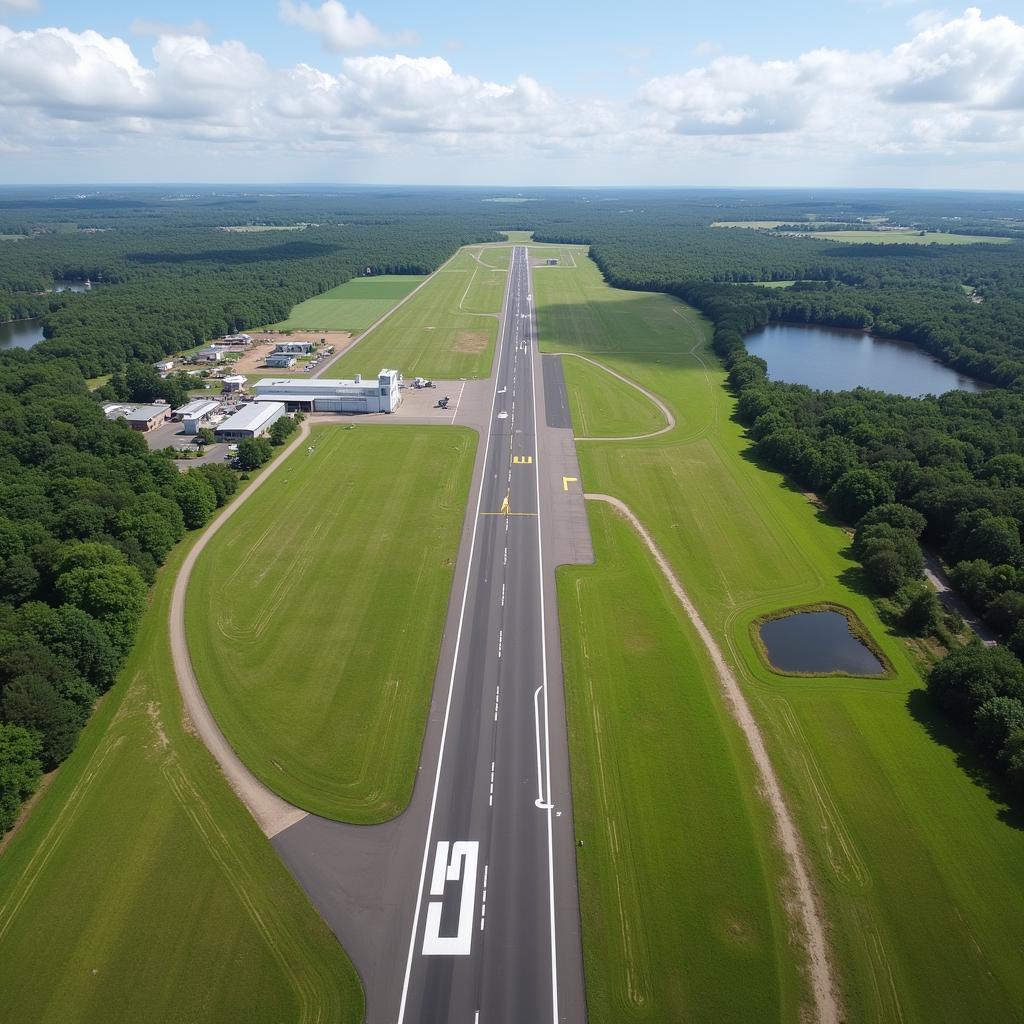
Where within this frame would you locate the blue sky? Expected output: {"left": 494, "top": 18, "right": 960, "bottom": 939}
{"left": 1, "top": 1, "right": 1023, "bottom": 186}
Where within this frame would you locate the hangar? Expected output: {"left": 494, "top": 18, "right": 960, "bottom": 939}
{"left": 216, "top": 402, "right": 286, "bottom": 440}
{"left": 253, "top": 370, "right": 402, "bottom": 414}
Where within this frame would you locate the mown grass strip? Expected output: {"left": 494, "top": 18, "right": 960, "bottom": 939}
{"left": 186, "top": 424, "right": 477, "bottom": 822}
{"left": 0, "top": 539, "right": 361, "bottom": 1024}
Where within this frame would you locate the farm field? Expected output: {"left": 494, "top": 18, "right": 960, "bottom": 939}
{"left": 558, "top": 503, "right": 800, "bottom": 1023}
{"left": 330, "top": 248, "right": 503, "bottom": 379}
{"left": 800, "top": 230, "right": 1011, "bottom": 244}
{"left": 0, "top": 539, "right": 361, "bottom": 1024}
{"left": 186, "top": 424, "right": 476, "bottom": 822}
{"left": 535, "top": 252, "right": 1024, "bottom": 1022}
{"left": 270, "top": 274, "right": 424, "bottom": 332}
{"left": 560, "top": 355, "right": 667, "bottom": 437}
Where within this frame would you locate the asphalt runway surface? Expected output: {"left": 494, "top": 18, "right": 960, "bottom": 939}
{"left": 273, "top": 245, "right": 590, "bottom": 1023}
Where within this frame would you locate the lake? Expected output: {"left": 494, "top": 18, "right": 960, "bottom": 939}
{"left": 759, "top": 610, "right": 884, "bottom": 676}
{"left": 0, "top": 318, "right": 44, "bottom": 350}
{"left": 745, "top": 322, "right": 988, "bottom": 396}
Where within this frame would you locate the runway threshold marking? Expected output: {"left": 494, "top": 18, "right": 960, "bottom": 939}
{"left": 421, "top": 840, "right": 480, "bottom": 956}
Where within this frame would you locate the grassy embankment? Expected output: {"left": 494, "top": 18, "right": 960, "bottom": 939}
{"left": 270, "top": 274, "right": 424, "bottom": 332}
{"left": 330, "top": 247, "right": 504, "bottom": 379}
{"left": 561, "top": 357, "right": 666, "bottom": 438}
{"left": 0, "top": 537, "right": 362, "bottom": 1024}
{"left": 187, "top": 424, "right": 476, "bottom": 822}
{"left": 538, "top": 252, "right": 1024, "bottom": 1023}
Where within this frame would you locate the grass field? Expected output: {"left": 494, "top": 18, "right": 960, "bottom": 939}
{"left": 330, "top": 249, "right": 504, "bottom": 379}
{"left": 535, "top": 252, "right": 1024, "bottom": 1022}
{"left": 711, "top": 220, "right": 788, "bottom": 228}
{"left": 186, "top": 424, "right": 476, "bottom": 821}
{"left": 0, "top": 538, "right": 362, "bottom": 1024}
{"left": 801, "top": 230, "right": 1012, "bottom": 245}
{"left": 559, "top": 504, "right": 801, "bottom": 1022}
{"left": 270, "top": 275, "right": 424, "bottom": 332}
{"left": 561, "top": 356, "right": 667, "bottom": 437}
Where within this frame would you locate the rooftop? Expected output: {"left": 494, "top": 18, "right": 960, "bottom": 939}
{"left": 174, "top": 398, "right": 220, "bottom": 418}
{"left": 121, "top": 404, "right": 168, "bottom": 422}
{"left": 217, "top": 401, "right": 285, "bottom": 433}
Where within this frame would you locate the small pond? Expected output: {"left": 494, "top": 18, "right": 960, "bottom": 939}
{"left": 0, "top": 318, "right": 44, "bottom": 350}
{"left": 758, "top": 610, "right": 884, "bottom": 676}
{"left": 745, "top": 322, "right": 989, "bottom": 397}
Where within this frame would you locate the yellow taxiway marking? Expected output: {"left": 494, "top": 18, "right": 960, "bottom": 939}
{"left": 500, "top": 493, "right": 510, "bottom": 516}
{"left": 479, "top": 512, "right": 538, "bottom": 517}
{"left": 512, "top": 455, "right": 533, "bottom": 465}
{"left": 562, "top": 476, "right": 578, "bottom": 491}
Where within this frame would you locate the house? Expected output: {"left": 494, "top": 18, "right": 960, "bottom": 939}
{"left": 266, "top": 353, "right": 297, "bottom": 368}
{"left": 153, "top": 359, "right": 175, "bottom": 374}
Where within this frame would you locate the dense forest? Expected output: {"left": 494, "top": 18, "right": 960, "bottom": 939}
{"left": 4, "top": 185, "right": 1024, "bottom": 829}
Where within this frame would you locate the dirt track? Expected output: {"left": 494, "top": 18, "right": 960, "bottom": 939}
{"left": 585, "top": 492, "right": 841, "bottom": 1024}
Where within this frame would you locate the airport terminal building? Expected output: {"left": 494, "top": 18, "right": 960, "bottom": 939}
{"left": 253, "top": 370, "right": 402, "bottom": 414}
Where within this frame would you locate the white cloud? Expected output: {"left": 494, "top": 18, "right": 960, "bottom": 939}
{"left": 1, "top": 8, "right": 1024, "bottom": 186}
{"left": 0, "top": 0, "right": 39, "bottom": 13}
{"left": 278, "top": 0, "right": 394, "bottom": 52}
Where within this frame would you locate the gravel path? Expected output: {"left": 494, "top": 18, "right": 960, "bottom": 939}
{"left": 585, "top": 492, "right": 841, "bottom": 1024}
{"left": 169, "top": 422, "right": 314, "bottom": 839}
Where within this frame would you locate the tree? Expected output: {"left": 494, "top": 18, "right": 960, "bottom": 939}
{"left": 56, "top": 562, "right": 147, "bottom": 657}
{"left": 0, "top": 723, "right": 43, "bottom": 833}
{"left": 827, "top": 468, "right": 896, "bottom": 523}
{"left": 196, "top": 426, "right": 216, "bottom": 446}
{"left": 1, "top": 673, "right": 82, "bottom": 767}
{"left": 856, "top": 503, "right": 927, "bottom": 538}
{"left": 926, "top": 644, "right": 1024, "bottom": 724}
{"left": 985, "top": 590, "right": 1024, "bottom": 635}
{"left": 901, "top": 584, "right": 941, "bottom": 635}
{"left": 236, "top": 436, "right": 273, "bottom": 470}
{"left": 195, "top": 463, "right": 238, "bottom": 506}
{"left": 974, "top": 696, "right": 1024, "bottom": 753}
{"left": 268, "top": 415, "right": 297, "bottom": 446}
{"left": 1000, "top": 729, "right": 1024, "bottom": 793}
{"left": 173, "top": 471, "right": 217, "bottom": 529}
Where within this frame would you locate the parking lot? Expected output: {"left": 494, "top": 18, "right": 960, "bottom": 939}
{"left": 141, "top": 418, "right": 229, "bottom": 468}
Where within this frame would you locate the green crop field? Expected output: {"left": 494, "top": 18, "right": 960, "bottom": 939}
{"left": 270, "top": 274, "right": 424, "bottom": 332}
{"left": 535, "top": 252, "right": 1024, "bottom": 1022}
{"left": 802, "top": 230, "right": 1012, "bottom": 245}
{"left": 0, "top": 540, "right": 361, "bottom": 1024}
{"left": 331, "top": 249, "right": 504, "bottom": 379}
{"left": 186, "top": 424, "right": 476, "bottom": 822}
{"left": 561, "top": 356, "right": 667, "bottom": 437}
{"left": 559, "top": 503, "right": 801, "bottom": 1022}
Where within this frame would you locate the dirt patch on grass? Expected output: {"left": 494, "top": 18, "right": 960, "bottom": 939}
{"left": 452, "top": 331, "right": 488, "bottom": 354}
{"left": 218, "top": 332, "right": 354, "bottom": 375}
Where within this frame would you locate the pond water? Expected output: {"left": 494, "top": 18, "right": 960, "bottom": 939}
{"left": 745, "top": 322, "right": 988, "bottom": 396}
{"left": 0, "top": 318, "right": 44, "bottom": 350}
{"left": 759, "top": 610, "right": 884, "bottom": 675}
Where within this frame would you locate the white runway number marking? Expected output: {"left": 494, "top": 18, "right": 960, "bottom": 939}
{"left": 422, "top": 840, "right": 480, "bottom": 956}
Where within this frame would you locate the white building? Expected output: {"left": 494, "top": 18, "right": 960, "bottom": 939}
{"left": 253, "top": 370, "right": 401, "bottom": 414}
{"left": 216, "top": 401, "right": 286, "bottom": 440}
{"left": 221, "top": 333, "right": 252, "bottom": 345}
{"left": 198, "top": 346, "right": 225, "bottom": 362}
{"left": 173, "top": 398, "right": 221, "bottom": 435}
{"left": 222, "top": 374, "right": 248, "bottom": 393}
{"left": 274, "top": 340, "right": 315, "bottom": 355}
{"left": 266, "top": 353, "right": 297, "bottom": 368}
{"left": 153, "top": 359, "right": 174, "bottom": 374}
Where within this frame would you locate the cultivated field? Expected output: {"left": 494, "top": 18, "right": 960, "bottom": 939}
{"left": 330, "top": 249, "right": 504, "bottom": 379}
{"left": 800, "top": 230, "right": 1012, "bottom": 245}
{"left": 0, "top": 540, "right": 362, "bottom": 1024}
{"left": 270, "top": 275, "right": 424, "bottom": 332}
{"left": 186, "top": 424, "right": 476, "bottom": 821}
{"left": 559, "top": 504, "right": 801, "bottom": 1022}
{"left": 535, "top": 252, "right": 1024, "bottom": 1022}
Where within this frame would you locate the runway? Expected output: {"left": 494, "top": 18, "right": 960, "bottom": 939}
{"left": 271, "top": 244, "right": 590, "bottom": 1023}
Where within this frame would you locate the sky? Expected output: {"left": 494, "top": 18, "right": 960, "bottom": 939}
{"left": 1, "top": 0, "right": 1024, "bottom": 187}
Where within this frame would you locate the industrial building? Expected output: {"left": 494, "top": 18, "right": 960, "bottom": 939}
{"left": 198, "top": 346, "right": 224, "bottom": 362}
{"left": 216, "top": 401, "right": 286, "bottom": 440}
{"left": 221, "top": 333, "right": 252, "bottom": 345}
{"left": 222, "top": 374, "right": 248, "bottom": 392}
{"left": 103, "top": 403, "right": 171, "bottom": 432}
{"left": 274, "top": 340, "right": 315, "bottom": 355}
{"left": 253, "top": 370, "right": 402, "bottom": 414}
{"left": 266, "top": 353, "right": 297, "bottom": 368}
{"left": 173, "top": 398, "right": 220, "bottom": 435}
{"left": 153, "top": 359, "right": 174, "bottom": 374}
